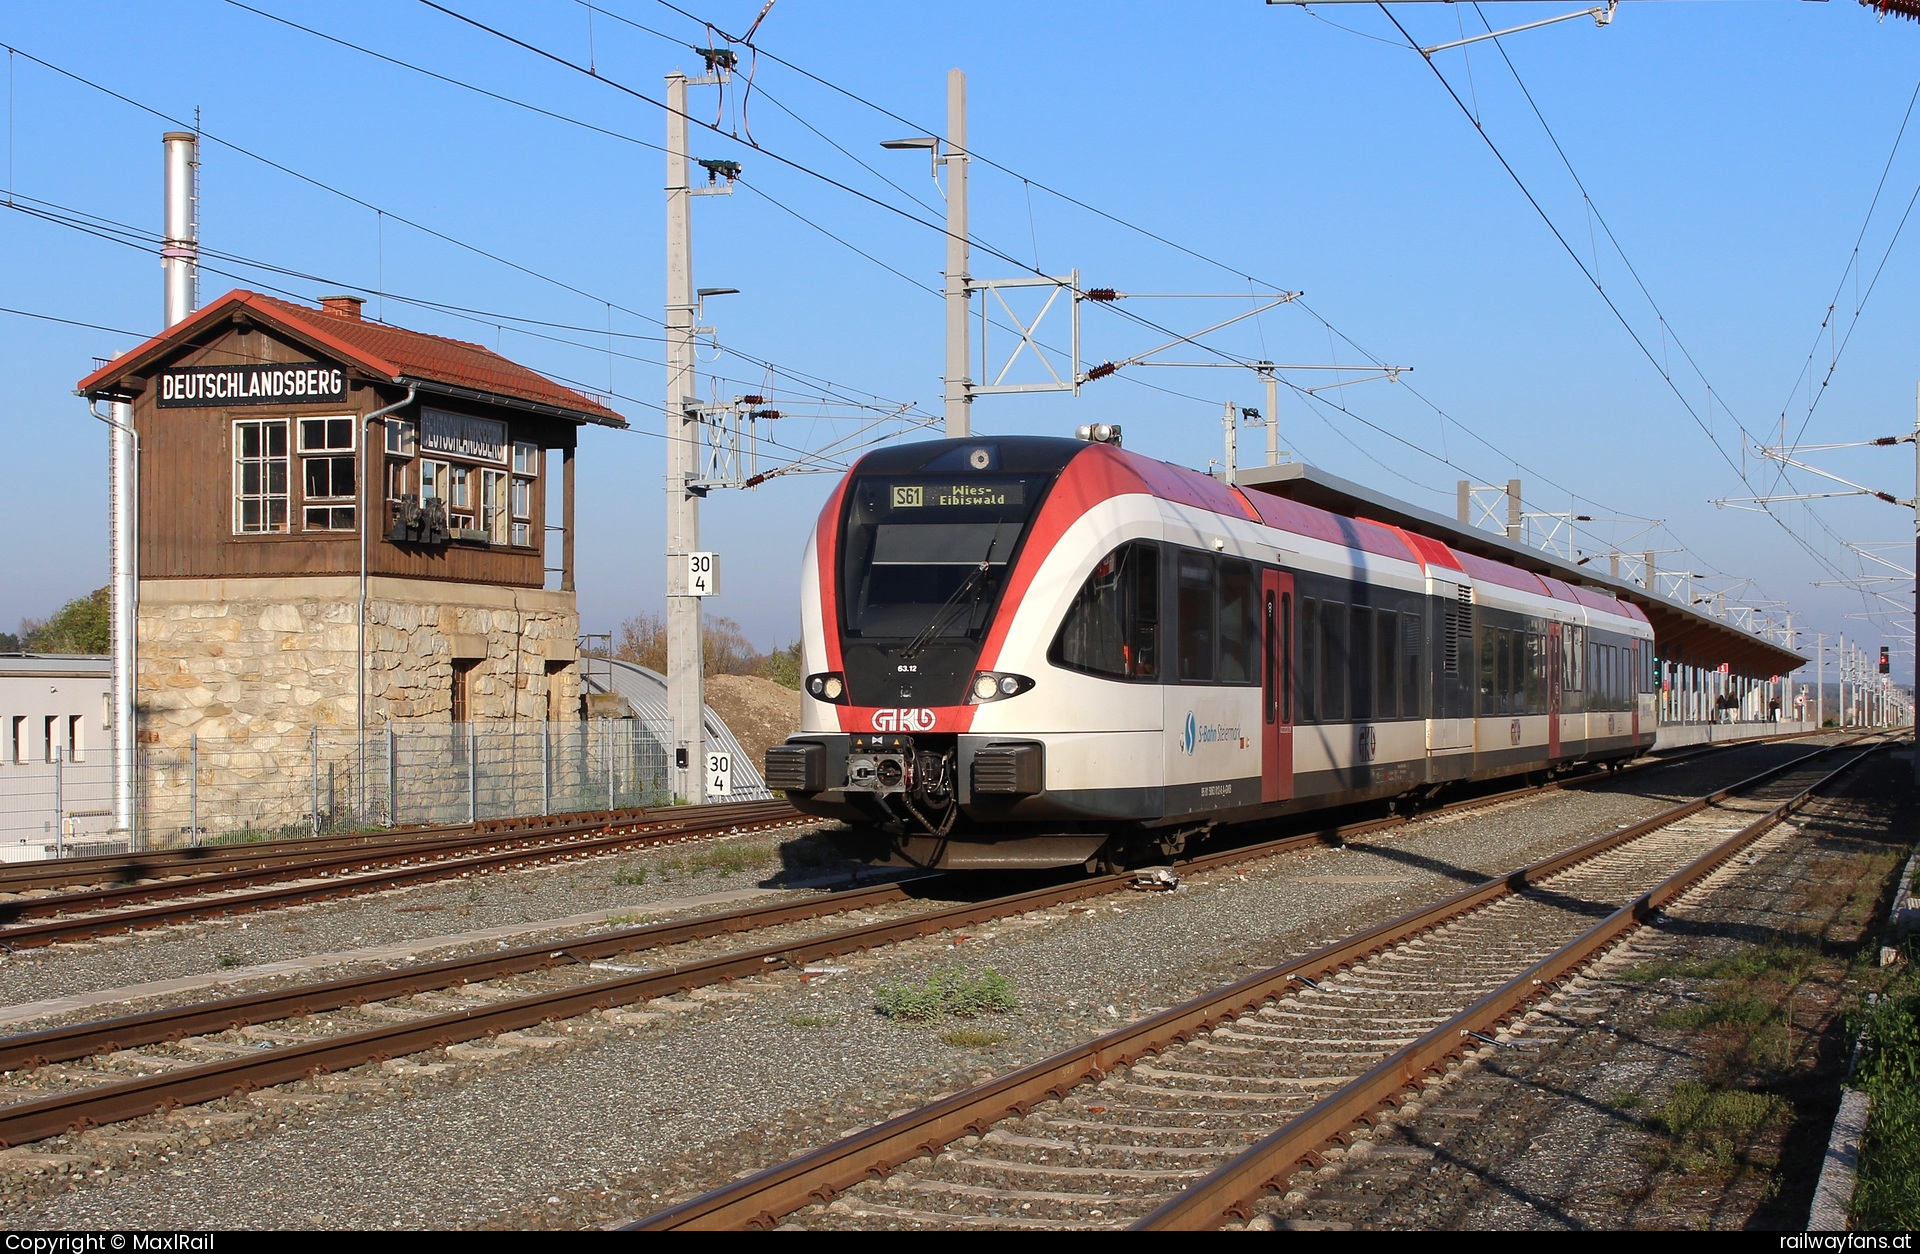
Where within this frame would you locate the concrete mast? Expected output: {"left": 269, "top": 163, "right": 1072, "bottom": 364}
{"left": 943, "top": 68, "right": 971, "bottom": 439}
{"left": 664, "top": 73, "right": 704, "bottom": 804}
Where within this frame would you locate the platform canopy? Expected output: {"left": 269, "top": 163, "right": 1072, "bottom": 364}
{"left": 1235, "top": 462, "right": 1806, "bottom": 680}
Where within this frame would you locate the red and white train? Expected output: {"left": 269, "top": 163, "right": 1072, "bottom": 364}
{"left": 764, "top": 432, "right": 1657, "bottom": 869}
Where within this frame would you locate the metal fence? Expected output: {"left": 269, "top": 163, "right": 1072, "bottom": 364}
{"left": 0, "top": 718, "right": 774, "bottom": 859}
{"left": 0, "top": 752, "right": 116, "bottom": 860}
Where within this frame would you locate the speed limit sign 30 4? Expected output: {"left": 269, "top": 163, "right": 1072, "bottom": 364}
{"left": 687, "top": 551, "right": 720, "bottom": 597}
{"left": 706, "top": 751, "right": 732, "bottom": 796}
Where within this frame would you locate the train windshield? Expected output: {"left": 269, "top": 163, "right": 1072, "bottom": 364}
{"left": 840, "top": 474, "right": 1050, "bottom": 640}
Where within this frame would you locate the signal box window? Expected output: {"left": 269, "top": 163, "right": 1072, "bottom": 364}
{"left": 232, "top": 418, "right": 290, "bottom": 534}
{"left": 299, "top": 416, "right": 356, "bottom": 531}
{"left": 1051, "top": 541, "right": 1159, "bottom": 680}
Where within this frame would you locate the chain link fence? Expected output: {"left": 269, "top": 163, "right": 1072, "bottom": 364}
{"left": 0, "top": 718, "right": 773, "bottom": 859}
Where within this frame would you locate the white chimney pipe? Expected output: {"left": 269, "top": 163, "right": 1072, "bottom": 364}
{"left": 161, "top": 131, "right": 198, "bottom": 327}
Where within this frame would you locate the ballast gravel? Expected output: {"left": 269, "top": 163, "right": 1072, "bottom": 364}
{"left": 0, "top": 737, "right": 1850, "bottom": 1230}
{"left": 0, "top": 825, "right": 848, "bottom": 1022}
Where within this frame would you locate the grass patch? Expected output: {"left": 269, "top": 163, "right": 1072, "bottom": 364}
{"left": 1853, "top": 953, "right": 1920, "bottom": 1230}
{"left": 1609, "top": 1091, "right": 1645, "bottom": 1111}
{"left": 1645, "top": 1081, "right": 1787, "bottom": 1174}
{"left": 613, "top": 865, "right": 648, "bottom": 886}
{"left": 874, "top": 969, "right": 1018, "bottom": 1024}
{"left": 684, "top": 842, "right": 776, "bottom": 876}
{"left": 603, "top": 912, "right": 645, "bottom": 928}
{"left": 785, "top": 1014, "right": 833, "bottom": 1028}
{"left": 939, "top": 1027, "right": 1009, "bottom": 1048}
{"left": 216, "top": 951, "right": 243, "bottom": 969}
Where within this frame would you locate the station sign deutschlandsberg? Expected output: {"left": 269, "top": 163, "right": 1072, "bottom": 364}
{"left": 156, "top": 361, "right": 347, "bottom": 407}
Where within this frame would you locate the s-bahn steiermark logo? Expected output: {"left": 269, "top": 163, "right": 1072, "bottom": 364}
{"left": 1178, "top": 712, "right": 1243, "bottom": 756}
{"left": 872, "top": 707, "right": 936, "bottom": 733}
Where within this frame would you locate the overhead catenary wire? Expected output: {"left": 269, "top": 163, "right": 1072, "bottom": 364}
{"left": 618, "top": 0, "right": 1737, "bottom": 567}
{"left": 3, "top": 31, "right": 932, "bottom": 434}
{"left": 5, "top": 195, "right": 931, "bottom": 473}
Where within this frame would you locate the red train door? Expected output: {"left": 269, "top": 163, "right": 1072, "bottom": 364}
{"left": 1547, "top": 622, "right": 1563, "bottom": 760}
{"left": 1263, "top": 571, "right": 1295, "bottom": 803}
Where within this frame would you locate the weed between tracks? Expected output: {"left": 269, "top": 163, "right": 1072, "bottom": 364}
{"left": 1853, "top": 944, "right": 1920, "bottom": 1230}
{"left": 1623, "top": 837, "right": 1908, "bottom": 1213}
{"left": 874, "top": 969, "right": 1018, "bottom": 1024}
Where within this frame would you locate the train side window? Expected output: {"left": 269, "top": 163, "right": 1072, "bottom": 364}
{"left": 1321, "top": 600, "right": 1347, "bottom": 722}
{"left": 1281, "top": 592, "right": 1294, "bottom": 723}
{"left": 1263, "top": 591, "right": 1276, "bottom": 723}
{"left": 1349, "top": 605, "right": 1373, "bottom": 721}
{"left": 1176, "top": 550, "right": 1217, "bottom": 683}
{"left": 1479, "top": 627, "right": 1497, "bottom": 715}
{"left": 1495, "top": 629, "right": 1512, "bottom": 716}
{"left": 1525, "top": 633, "right": 1544, "bottom": 715}
{"left": 1051, "top": 541, "right": 1159, "bottom": 681}
{"left": 1402, "top": 612, "right": 1423, "bottom": 719}
{"left": 1132, "top": 546, "right": 1159, "bottom": 679}
{"left": 1375, "top": 609, "right": 1397, "bottom": 721}
{"left": 1299, "top": 598, "right": 1319, "bottom": 722}
{"left": 1216, "top": 559, "right": 1257, "bottom": 685}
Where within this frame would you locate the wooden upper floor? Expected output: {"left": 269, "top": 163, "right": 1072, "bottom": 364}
{"left": 78, "top": 291, "right": 626, "bottom": 590}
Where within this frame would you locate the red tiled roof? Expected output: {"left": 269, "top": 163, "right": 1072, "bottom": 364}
{"left": 77, "top": 289, "right": 626, "bottom": 427}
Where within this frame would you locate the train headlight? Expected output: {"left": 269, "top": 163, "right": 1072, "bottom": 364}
{"left": 806, "top": 672, "right": 848, "bottom": 704}
{"left": 968, "top": 671, "right": 1034, "bottom": 704}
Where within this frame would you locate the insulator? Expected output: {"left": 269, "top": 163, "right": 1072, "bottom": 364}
{"left": 1085, "top": 362, "right": 1118, "bottom": 381}
{"left": 753, "top": 409, "right": 782, "bottom": 420}
{"left": 1083, "top": 288, "right": 1119, "bottom": 302}
{"left": 740, "top": 395, "right": 766, "bottom": 405}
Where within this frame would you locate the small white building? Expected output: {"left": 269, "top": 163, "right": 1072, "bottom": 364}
{"left": 0, "top": 654, "right": 113, "bottom": 859}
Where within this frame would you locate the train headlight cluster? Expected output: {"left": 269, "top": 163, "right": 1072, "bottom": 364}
{"left": 968, "top": 671, "right": 1034, "bottom": 704}
{"left": 806, "top": 672, "right": 848, "bottom": 704}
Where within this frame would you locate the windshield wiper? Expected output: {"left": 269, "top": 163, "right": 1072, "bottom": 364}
{"left": 899, "top": 525, "right": 1007, "bottom": 660}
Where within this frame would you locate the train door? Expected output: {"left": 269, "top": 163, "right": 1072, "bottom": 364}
{"left": 1630, "top": 640, "right": 1641, "bottom": 742}
{"left": 1547, "top": 621, "right": 1563, "bottom": 760}
{"left": 1262, "top": 570, "right": 1295, "bottom": 803}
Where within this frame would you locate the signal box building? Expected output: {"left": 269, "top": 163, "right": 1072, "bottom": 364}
{"left": 76, "top": 290, "right": 625, "bottom": 812}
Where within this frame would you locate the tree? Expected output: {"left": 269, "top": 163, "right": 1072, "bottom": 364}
{"left": 22, "top": 588, "right": 110, "bottom": 655}
{"left": 763, "top": 639, "right": 803, "bottom": 689}
{"left": 613, "top": 611, "right": 778, "bottom": 679}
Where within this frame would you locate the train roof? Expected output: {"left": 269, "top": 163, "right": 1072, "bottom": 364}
{"left": 1236, "top": 461, "right": 1804, "bottom": 680}
{"left": 846, "top": 437, "right": 1799, "bottom": 679}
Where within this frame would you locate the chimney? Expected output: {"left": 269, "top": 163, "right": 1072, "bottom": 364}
{"left": 319, "top": 294, "right": 365, "bottom": 321}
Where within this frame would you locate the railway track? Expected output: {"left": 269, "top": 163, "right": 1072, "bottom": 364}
{"left": 0, "top": 732, "right": 1855, "bottom": 1152}
{"left": 626, "top": 736, "right": 1885, "bottom": 1231}
{"left": 0, "top": 799, "right": 806, "bottom": 950}
{"left": 0, "top": 730, "right": 1817, "bottom": 953}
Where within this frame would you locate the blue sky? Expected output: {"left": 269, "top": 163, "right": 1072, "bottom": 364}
{"left": 2, "top": 0, "right": 1917, "bottom": 683}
